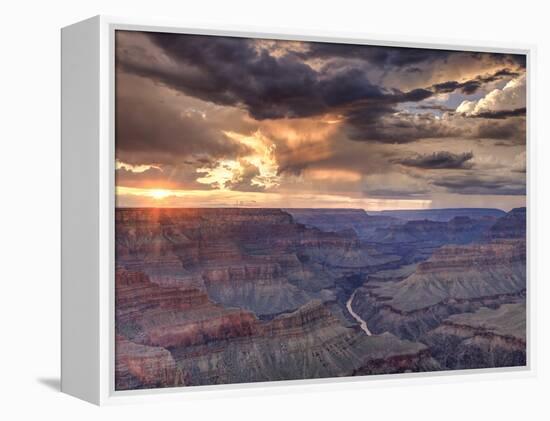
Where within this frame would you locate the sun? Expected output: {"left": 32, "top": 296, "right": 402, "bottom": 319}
{"left": 149, "top": 189, "right": 171, "bottom": 200}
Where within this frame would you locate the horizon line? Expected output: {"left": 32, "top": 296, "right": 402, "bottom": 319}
{"left": 114, "top": 205, "right": 517, "bottom": 212}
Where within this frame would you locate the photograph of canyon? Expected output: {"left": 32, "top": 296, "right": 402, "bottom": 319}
{"left": 114, "top": 30, "right": 527, "bottom": 390}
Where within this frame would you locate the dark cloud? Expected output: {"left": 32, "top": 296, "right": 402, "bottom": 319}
{"left": 347, "top": 111, "right": 525, "bottom": 144}
{"left": 491, "top": 68, "right": 522, "bottom": 79}
{"left": 345, "top": 111, "right": 454, "bottom": 143}
{"left": 399, "top": 88, "right": 433, "bottom": 102}
{"left": 475, "top": 117, "right": 526, "bottom": 142}
{"left": 118, "top": 32, "right": 526, "bottom": 148}
{"left": 481, "top": 52, "right": 527, "bottom": 69}
{"left": 396, "top": 151, "right": 474, "bottom": 169}
{"left": 115, "top": 73, "right": 253, "bottom": 166}
{"left": 432, "top": 80, "right": 481, "bottom": 94}
{"left": 433, "top": 174, "right": 526, "bottom": 195}
{"left": 118, "top": 32, "right": 438, "bottom": 122}
{"left": 318, "top": 67, "right": 383, "bottom": 107}
{"left": 468, "top": 107, "right": 526, "bottom": 119}
{"left": 297, "top": 43, "right": 453, "bottom": 67}
{"left": 119, "top": 32, "right": 326, "bottom": 120}
{"left": 116, "top": 31, "right": 443, "bottom": 148}
{"left": 431, "top": 68, "right": 520, "bottom": 95}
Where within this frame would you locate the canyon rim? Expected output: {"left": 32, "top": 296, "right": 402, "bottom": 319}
{"left": 114, "top": 30, "right": 527, "bottom": 390}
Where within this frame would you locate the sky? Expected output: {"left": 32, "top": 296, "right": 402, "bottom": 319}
{"left": 115, "top": 30, "right": 526, "bottom": 211}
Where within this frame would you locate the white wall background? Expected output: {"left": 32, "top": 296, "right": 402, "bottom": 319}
{"left": 1, "top": 0, "right": 548, "bottom": 419}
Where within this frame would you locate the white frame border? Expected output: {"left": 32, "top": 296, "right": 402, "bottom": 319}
{"left": 96, "top": 15, "right": 536, "bottom": 405}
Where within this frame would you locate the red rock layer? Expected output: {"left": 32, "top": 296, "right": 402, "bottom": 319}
{"left": 415, "top": 239, "right": 525, "bottom": 273}
{"left": 116, "top": 268, "right": 260, "bottom": 348}
{"left": 115, "top": 335, "right": 180, "bottom": 390}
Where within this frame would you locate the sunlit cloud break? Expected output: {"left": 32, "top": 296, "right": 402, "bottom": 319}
{"left": 196, "top": 130, "right": 280, "bottom": 190}
{"left": 115, "top": 159, "right": 161, "bottom": 173}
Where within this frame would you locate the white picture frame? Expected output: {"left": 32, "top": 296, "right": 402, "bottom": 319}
{"left": 61, "top": 15, "right": 535, "bottom": 405}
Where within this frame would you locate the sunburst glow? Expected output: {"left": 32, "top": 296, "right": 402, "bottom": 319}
{"left": 148, "top": 189, "right": 171, "bottom": 200}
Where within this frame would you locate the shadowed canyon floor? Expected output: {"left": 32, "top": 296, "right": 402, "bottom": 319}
{"left": 115, "top": 207, "right": 526, "bottom": 390}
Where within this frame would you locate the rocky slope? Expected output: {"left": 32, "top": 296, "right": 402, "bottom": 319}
{"left": 116, "top": 335, "right": 182, "bottom": 390}
{"left": 376, "top": 240, "right": 526, "bottom": 312}
{"left": 486, "top": 207, "right": 526, "bottom": 240}
{"left": 169, "top": 300, "right": 439, "bottom": 386}
{"left": 421, "top": 303, "right": 526, "bottom": 369}
{"left": 353, "top": 239, "right": 525, "bottom": 340}
{"left": 352, "top": 207, "right": 526, "bottom": 343}
{"left": 116, "top": 268, "right": 260, "bottom": 350}
{"left": 115, "top": 268, "right": 437, "bottom": 388}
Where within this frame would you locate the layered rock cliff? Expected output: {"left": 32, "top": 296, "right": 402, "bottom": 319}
{"left": 116, "top": 335, "right": 182, "bottom": 390}
{"left": 353, "top": 239, "right": 525, "bottom": 340}
{"left": 168, "top": 299, "right": 439, "bottom": 386}
{"left": 115, "top": 206, "right": 526, "bottom": 389}
{"left": 352, "top": 208, "right": 526, "bottom": 345}
{"left": 421, "top": 303, "right": 526, "bottom": 369}
{"left": 285, "top": 208, "right": 399, "bottom": 239}
{"left": 115, "top": 267, "right": 437, "bottom": 388}
{"left": 116, "top": 268, "right": 260, "bottom": 349}
{"left": 486, "top": 207, "right": 526, "bottom": 240}
{"left": 364, "top": 216, "right": 497, "bottom": 245}
{"left": 116, "top": 208, "right": 394, "bottom": 317}
{"left": 115, "top": 208, "right": 440, "bottom": 389}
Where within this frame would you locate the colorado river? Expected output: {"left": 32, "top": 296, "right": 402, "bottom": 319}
{"left": 346, "top": 289, "right": 372, "bottom": 336}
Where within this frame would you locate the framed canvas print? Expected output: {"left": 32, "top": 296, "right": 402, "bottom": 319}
{"left": 61, "top": 16, "right": 532, "bottom": 405}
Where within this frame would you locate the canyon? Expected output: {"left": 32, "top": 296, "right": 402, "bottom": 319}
{"left": 115, "top": 206, "right": 526, "bottom": 390}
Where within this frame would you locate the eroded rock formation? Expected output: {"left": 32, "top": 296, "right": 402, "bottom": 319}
{"left": 115, "top": 207, "right": 526, "bottom": 390}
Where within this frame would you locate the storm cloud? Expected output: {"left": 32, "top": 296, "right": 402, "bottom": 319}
{"left": 432, "top": 68, "right": 520, "bottom": 95}
{"left": 117, "top": 32, "right": 440, "bottom": 123}
{"left": 468, "top": 107, "right": 526, "bottom": 120}
{"left": 117, "top": 31, "right": 526, "bottom": 147}
{"left": 433, "top": 174, "right": 526, "bottom": 195}
{"left": 396, "top": 151, "right": 474, "bottom": 169}
{"left": 115, "top": 30, "right": 527, "bottom": 209}
{"left": 115, "top": 72, "right": 254, "bottom": 166}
